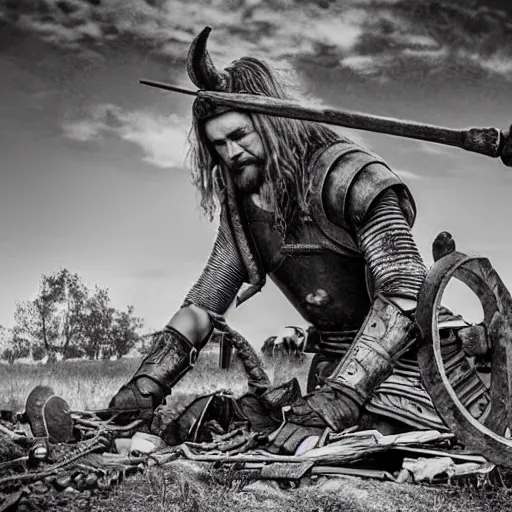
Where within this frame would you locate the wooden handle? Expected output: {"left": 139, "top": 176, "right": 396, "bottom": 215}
{"left": 202, "top": 90, "right": 511, "bottom": 166}
{"left": 138, "top": 81, "right": 512, "bottom": 168}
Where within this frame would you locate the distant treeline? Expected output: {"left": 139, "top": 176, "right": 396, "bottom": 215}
{"left": 0, "top": 268, "right": 146, "bottom": 364}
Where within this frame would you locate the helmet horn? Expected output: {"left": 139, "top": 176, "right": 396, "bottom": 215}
{"left": 187, "top": 27, "right": 229, "bottom": 91}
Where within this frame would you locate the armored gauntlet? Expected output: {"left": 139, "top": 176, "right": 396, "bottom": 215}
{"left": 298, "top": 295, "right": 416, "bottom": 431}
{"left": 109, "top": 326, "right": 211, "bottom": 421}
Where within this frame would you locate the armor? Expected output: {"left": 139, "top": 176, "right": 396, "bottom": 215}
{"left": 174, "top": 133, "right": 490, "bottom": 434}
{"left": 210, "top": 141, "right": 488, "bottom": 433}
{"left": 109, "top": 326, "right": 212, "bottom": 420}
{"left": 113, "top": 26, "right": 490, "bottom": 438}
{"left": 131, "top": 326, "right": 209, "bottom": 395}
{"left": 307, "top": 312, "right": 490, "bottom": 431}
{"left": 183, "top": 203, "right": 248, "bottom": 315}
{"left": 319, "top": 295, "right": 416, "bottom": 429}
{"left": 237, "top": 141, "right": 419, "bottom": 323}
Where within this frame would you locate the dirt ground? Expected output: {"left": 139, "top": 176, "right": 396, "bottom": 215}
{"left": 16, "top": 459, "right": 512, "bottom": 512}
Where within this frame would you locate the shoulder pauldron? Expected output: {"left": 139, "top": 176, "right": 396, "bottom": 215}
{"left": 309, "top": 142, "right": 417, "bottom": 252}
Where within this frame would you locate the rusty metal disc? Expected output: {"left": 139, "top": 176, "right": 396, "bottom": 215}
{"left": 416, "top": 250, "right": 512, "bottom": 467}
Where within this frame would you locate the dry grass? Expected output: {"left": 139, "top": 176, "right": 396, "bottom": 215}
{"left": 63, "top": 461, "right": 512, "bottom": 512}
{"left": 0, "top": 358, "right": 139, "bottom": 411}
{"left": 0, "top": 349, "right": 311, "bottom": 412}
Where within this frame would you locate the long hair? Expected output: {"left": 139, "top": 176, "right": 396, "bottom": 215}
{"left": 186, "top": 57, "right": 346, "bottom": 236}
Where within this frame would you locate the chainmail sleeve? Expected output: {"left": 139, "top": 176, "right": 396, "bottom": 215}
{"left": 182, "top": 208, "right": 248, "bottom": 315}
{"left": 355, "top": 189, "right": 427, "bottom": 299}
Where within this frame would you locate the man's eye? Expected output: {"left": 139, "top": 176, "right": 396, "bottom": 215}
{"left": 233, "top": 131, "right": 249, "bottom": 141}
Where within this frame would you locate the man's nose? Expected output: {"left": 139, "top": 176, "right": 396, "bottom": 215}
{"left": 226, "top": 140, "right": 244, "bottom": 160}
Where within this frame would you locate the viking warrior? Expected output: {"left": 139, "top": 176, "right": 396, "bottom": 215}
{"left": 110, "top": 27, "right": 490, "bottom": 452}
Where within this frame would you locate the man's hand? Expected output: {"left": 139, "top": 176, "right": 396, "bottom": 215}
{"left": 268, "top": 421, "right": 325, "bottom": 454}
{"left": 267, "top": 386, "right": 361, "bottom": 454}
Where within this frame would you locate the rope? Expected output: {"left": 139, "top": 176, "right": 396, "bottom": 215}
{"left": 208, "top": 313, "right": 271, "bottom": 390}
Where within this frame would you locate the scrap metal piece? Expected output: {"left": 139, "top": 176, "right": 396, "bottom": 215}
{"left": 401, "top": 456, "right": 495, "bottom": 483}
{"left": 311, "top": 466, "right": 397, "bottom": 481}
{"left": 219, "top": 333, "right": 233, "bottom": 370}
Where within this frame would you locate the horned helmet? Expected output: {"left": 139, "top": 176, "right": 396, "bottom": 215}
{"left": 187, "top": 26, "right": 287, "bottom": 120}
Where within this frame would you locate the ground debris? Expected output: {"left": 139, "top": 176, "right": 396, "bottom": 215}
{"left": 0, "top": 384, "right": 510, "bottom": 512}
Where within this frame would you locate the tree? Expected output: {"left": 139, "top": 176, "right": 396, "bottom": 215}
{"left": 0, "top": 325, "right": 30, "bottom": 364}
{"left": 103, "top": 306, "right": 144, "bottom": 359}
{"left": 0, "top": 326, "right": 10, "bottom": 359}
{"left": 78, "top": 290, "right": 144, "bottom": 360}
{"left": 42, "top": 269, "right": 88, "bottom": 360}
{"left": 31, "top": 344, "right": 46, "bottom": 362}
{"left": 79, "top": 286, "right": 114, "bottom": 360}
{"left": 14, "top": 298, "right": 59, "bottom": 363}
{"left": 10, "top": 269, "right": 145, "bottom": 361}
{"left": 13, "top": 269, "right": 88, "bottom": 363}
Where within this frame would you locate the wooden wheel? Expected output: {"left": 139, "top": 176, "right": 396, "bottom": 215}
{"left": 416, "top": 250, "right": 512, "bottom": 467}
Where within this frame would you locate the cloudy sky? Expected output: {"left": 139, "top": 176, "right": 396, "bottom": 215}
{"left": 1, "top": 0, "right": 512, "bottom": 346}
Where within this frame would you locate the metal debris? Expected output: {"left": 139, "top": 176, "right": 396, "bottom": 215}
{"left": 0, "top": 386, "right": 505, "bottom": 510}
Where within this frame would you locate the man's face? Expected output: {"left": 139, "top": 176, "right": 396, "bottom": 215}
{"left": 204, "top": 111, "right": 265, "bottom": 194}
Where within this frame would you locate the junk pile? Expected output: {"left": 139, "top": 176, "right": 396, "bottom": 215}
{"left": 0, "top": 380, "right": 499, "bottom": 512}
{"left": 0, "top": 325, "right": 504, "bottom": 510}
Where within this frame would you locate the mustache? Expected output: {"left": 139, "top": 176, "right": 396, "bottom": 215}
{"left": 233, "top": 156, "right": 261, "bottom": 170}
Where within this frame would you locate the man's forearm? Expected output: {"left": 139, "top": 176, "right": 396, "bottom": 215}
{"left": 297, "top": 189, "right": 425, "bottom": 431}
{"left": 356, "top": 189, "right": 427, "bottom": 300}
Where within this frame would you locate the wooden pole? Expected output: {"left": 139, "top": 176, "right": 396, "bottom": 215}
{"left": 201, "top": 90, "right": 503, "bottom": 159}
{"left": 139, "top": 79, "right": 512, "bottom": 166}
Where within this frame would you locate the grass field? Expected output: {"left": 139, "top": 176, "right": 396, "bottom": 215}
{"left": 0, "top": 348, "right": 310, "bottom": 412}
{"left": 2, "top": 351, "right": 512, "bottom": 511}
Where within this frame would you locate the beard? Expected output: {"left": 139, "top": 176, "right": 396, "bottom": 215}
{"left": 233, "top": 163, "right": 265, "bottom": 195}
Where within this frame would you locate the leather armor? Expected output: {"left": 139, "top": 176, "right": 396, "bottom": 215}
{"left": 325, "top": 295, "right": 416, "bottom": 406}
{"left": 109, "top": 326, "right": 212, "bottom": 420}
{"left": 182, "top": 140, "right": 489, "bottom": 432}
{"left": 132, "top": 326, "right": 209, "bottom": 395}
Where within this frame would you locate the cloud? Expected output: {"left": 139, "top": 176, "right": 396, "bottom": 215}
{"left": 62, "top": 117, "right": 103, "bottom": 142}
{"left": 394, "top": 168, "right": 424, "bottom": 181}
{"left": 63, "top": 104, "right": 189, "bottom": 169}
{"left": 2, "top": 0, "right": 512, "bottom": 83}
{"left": 332, "top": 127, "right": 369, "bottom": 148}
{"left": 401, "top": 47, "right": 448, "bottom": 60}
{"left": 463, "top": 49, "right": 512, "bottom": 75}
{"left": 339, "top": 55, "right": 381, "bottom": 75}
{"left": 309, "top": 18, "right": 363, "bottom": 51}
{"left": 120, "top": 113, "right": 189, "bottom": 169}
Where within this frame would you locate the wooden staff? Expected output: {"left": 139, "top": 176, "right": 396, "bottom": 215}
{"left": 140, "top": 80, "right": 512, "bottom": 167}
